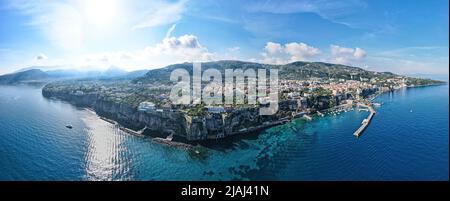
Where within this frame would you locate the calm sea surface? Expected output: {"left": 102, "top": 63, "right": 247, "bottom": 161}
{"left": 0, "top": 84, "right": 448, "bottom": 180}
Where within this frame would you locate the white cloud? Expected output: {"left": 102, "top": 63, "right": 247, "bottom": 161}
{"left": 246, "top": 0, "right": 367, "bottom": 28}
{"left": 7, "top": 0, "right": 189, "bottom": 50}
{"left": 366, "top": 55, "right": 449, "bottom": 75}
{"left": 132, "top": 0, "right": 187, "bottom": 30}
{"left": 353, "top": 47, "right": 366, "bottom": 58}
{"left": 330, "top": 45, "right": 353, "bottom": 55}
{"left": 1, "top": 20, "right": 214, "bottom": 72}
{"left": 165, "top": 24, "right": 177, "bottom": 38}
{"left": 265, "top": 42, "right": 283, "bottom": 54}
{"left": 285, "top": 42, "right": 321, "bottom": 61}
{"left": 146, "top": 34, "right": 214, "bottom": 61}
{"left": 222, "top": 47, "right": 241, "bottom": 60}
{"left": 227, "top": 47, "right": 240, "bottom": 53}
{"left": 330, "top": 45, "right": 366, "bottom": 65}
{"left": 8, "top": 1, "right": 85, "bottom": 50}
{"left": 261, "top": 42, "right": 320, "bottom": 64}
{"left": 78, "top": 33, "right": 214, "bottom": 71}
{"left": 365, "top": 46, "right": 449, "bottom": 75}
{"left": 259, "top": 42, "right": 368, "bottom": 67}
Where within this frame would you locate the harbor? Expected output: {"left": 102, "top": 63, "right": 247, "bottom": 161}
{"left": 353, "top": 103, "right": 376, "bottom": 137}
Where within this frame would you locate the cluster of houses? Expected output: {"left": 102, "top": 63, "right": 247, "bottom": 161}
{"left": 135, "top": 77, "right": 409, "bottom": 116}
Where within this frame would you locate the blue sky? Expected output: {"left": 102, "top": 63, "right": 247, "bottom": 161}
{"left": 0, "top": 0, "right": 448, "bottom": 76}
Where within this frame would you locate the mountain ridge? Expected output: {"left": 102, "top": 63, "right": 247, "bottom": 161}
{"left": 133, "top": 60, "right": 402, "bottom": 84}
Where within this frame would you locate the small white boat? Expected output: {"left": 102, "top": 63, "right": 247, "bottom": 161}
{"left": 65, "top": 124, "right": 73, "bottom": 129}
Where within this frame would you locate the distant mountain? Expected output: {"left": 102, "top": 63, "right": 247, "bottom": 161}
{"left": 12, "top": 66, "right": 63, "bottom": 73}
{"left": 1, "top": 66, "right": 150, "bottom": 85}
{"left": 44, "top": 66, "right": 128, "bottom": 79}
{"left": 45, "top": 68, "right": 116, "bottom": 79}
{"left": 45, "top": 69, "right": 88, "bottom": 78}
{"left": 101, "top": 66, "right": 128, "bottom": 77}
{"left": 123, "top": 69, "right": 149, "bottom": 78}
{"left": 7, "top": 60, "right": 440, "bottom": 86}
{"left": 405, "top": 73, "right": 449, "bottom": 82}
{"left": 0, "top": 69, "right": 50, "bottom": 84}
{"left": 100, "top": 69, "right": 149, "bottom": 80}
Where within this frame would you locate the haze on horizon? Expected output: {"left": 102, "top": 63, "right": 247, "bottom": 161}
{"left": 0, "top": 0, "right": 448, "bottom": 77}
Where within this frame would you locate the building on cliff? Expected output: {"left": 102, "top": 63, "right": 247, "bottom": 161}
{"left": 138, "top": 101, "right": 156, "bottom": 112}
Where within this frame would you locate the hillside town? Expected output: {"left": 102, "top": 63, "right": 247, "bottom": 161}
{"left": 45, "top": 72, "right": 417, "bottom": 120}
{"left": 41, "top": 61, "right": 445, "bottom": 142}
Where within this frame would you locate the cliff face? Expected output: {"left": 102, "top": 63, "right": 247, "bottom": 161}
{"left": 42, "top": 87, "right": 291, "bottom": 141}
{"left": 42, "top": 88, "right": 186, "bottom": 137}
{"left": 182, "top": 108, "right": 284, "bottom": 140}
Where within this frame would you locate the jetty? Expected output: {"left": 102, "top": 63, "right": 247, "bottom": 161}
{"left": 353, "top": 104, "right": 376, "bottom": 137}
{"left": 99, "top": 116, "right": 147, "bottom": 138}
{"left": 100, "top": 116, "right": 117, "bottom": 125}
{"left": 119, "top": 126, "right": 145, "bottom": 137}
{"left": 152, "top": 134, "right": 194, "bottom": 150}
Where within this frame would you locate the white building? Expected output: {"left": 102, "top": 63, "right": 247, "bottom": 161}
{"left": 138, "top": 101, "right": 156, "bottom": 112}
{"left": 74, "top": 90, "right": 84, "bottom": 96}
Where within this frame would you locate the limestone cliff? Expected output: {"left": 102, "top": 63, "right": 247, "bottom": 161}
{"left": 42, "top": 86, "right": 293, "bottom": 141}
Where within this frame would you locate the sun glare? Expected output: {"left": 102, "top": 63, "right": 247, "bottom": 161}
{"left": 82, "top": 0, "right": 118, "bottom": 27}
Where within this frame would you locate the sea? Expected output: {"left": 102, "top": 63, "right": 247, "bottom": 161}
{"left": 0, "top": 84, "right": 448, "bottom": 180}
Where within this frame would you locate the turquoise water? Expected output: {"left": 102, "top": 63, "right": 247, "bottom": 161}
{"left": 0, "top": 84, "right": 448, "bottom": 180}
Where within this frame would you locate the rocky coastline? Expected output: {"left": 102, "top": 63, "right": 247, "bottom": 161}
{"left": 42, "top": 86, "right": 295, "bottom": 141}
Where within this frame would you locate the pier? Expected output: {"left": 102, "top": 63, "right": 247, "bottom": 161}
{"left": 152, "top": 136, "right": 194, "bottom": 150}
{"left": 100, "top": 116, "right": 117, "bottom": 125}
{"left": 353, "top": 104, "right": 376, "bottom": 137}
{"left": 99, "top": 116, "right": 146, "bottom": 137}
{"left": 119, "top": 126, "right": 146, "bottom": 137}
